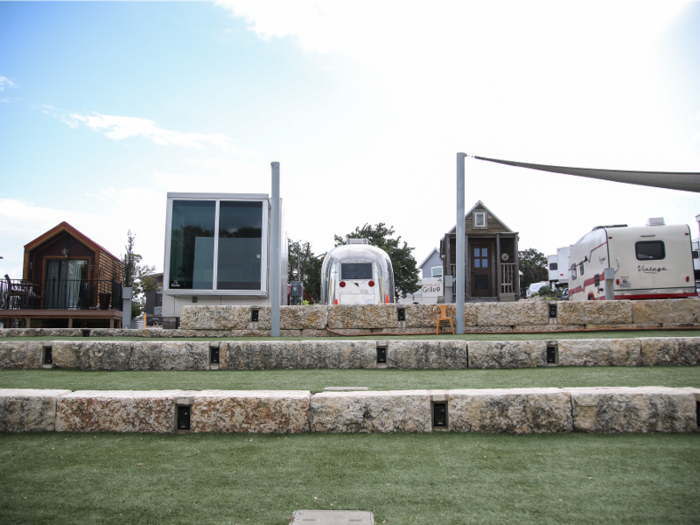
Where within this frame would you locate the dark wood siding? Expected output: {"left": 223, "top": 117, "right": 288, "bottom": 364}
{"left": 99, "top": 250, "right": 123, "bottom": 283}
{"left": 464, "top": 207, "right": 510, "bottom": 234}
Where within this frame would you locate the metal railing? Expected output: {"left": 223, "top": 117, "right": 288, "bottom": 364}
{"left": 1, "top": 279, "right": 123, "bottom": 311}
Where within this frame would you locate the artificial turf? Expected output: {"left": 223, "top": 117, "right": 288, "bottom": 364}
{"left": 1, "top": 431, "right": 698, "bottom": 525}
{"left": 1, "top": 366, "right": 699, "bottom": 393}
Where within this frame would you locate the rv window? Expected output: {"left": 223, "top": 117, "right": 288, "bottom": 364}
{"left": 636, "top": 241, "right": 665, "bottom": 261}
{"left": 579, "top": 262, "right": 585, "bottom": 276}
{"left": 549, "top": 263, "right": 558, "bottom": 271}
{"left": 570, "top": 263, "right": 577, "bottom": 280}
{"left": 341, "top": 263, "right": 373, "bottom": 280}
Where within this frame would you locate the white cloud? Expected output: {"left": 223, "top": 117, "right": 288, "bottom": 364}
{"left": 63, "top": 112, "right": 243, "bottom": 151}
{"left": 0, "top": 75, "right": 15, "bottom": 91}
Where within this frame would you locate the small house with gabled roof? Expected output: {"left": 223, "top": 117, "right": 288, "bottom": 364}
{"left": 1, "top": 222, "right": 124, "bottom": 328}
{"left": 439, "top": 201, "right": 521, "bottom": 302}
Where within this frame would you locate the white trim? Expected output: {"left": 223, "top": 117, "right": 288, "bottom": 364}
{"left": 418, "top": 248, "right": 439, "bottom": 270}
{"left": 167, "top": 192, "right": 268, "bottom": 200}
{"left": 473, "top": 211, "right": 487, "bottom": 228}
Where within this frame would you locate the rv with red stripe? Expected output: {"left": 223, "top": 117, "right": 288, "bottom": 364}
{"left": 568, "top": 218, "right": 697, "bottom": 301}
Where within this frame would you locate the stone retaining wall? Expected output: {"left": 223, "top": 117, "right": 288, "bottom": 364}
{"left": 1, "top": 387, "right": 697, "bottom": 434}
{"left": 2, "top": 338, "right": 697, "bottom": 370}
{"left": 3, "top": 298, "right": 699, "bottom": 337}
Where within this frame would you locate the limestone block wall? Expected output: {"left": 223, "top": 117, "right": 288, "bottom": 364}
{"left": 565, "top": 387, "right": 698, "bottom": 433}
{"left": 0, "top": 389, "right": 72, "bottom": 432}
{"left": 2, "top": 298, "right": 700, "bottom": 338}
{"left": 1, "top": 387, "right": 697, "bottom": 434}
{"left": 1, "top": 337, "right": 698, "bottom": 370}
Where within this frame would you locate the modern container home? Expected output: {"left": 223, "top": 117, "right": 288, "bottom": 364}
{"left": 162, "top": 193, "right": 287, "bottom": 326}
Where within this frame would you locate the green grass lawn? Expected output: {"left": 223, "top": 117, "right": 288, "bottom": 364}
{"left": 2, "top": 329, "right": 700, "bottom": 342}
{"left": 1, "top": 366, "right": 699, "bottom": 392}
{"left": 1, "top": 431, "right": 698, "bottom": 525}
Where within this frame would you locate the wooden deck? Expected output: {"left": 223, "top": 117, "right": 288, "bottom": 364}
{"left": 0, "top": 309, "right": 123, "bottom": 328}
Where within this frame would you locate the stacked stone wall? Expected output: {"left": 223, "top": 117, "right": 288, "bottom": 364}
{"left": 2, "top": 387, "right": 697, "bottom": 434}
{"left": 1, "top": 337, "right": 698, "bottom": 370}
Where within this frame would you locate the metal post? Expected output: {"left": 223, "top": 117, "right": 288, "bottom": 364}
{"left": 456, "top": 153, "right": 466, "bottom": 334}
{"left": 270, "top": 162, "right": 281, "bottom": 337}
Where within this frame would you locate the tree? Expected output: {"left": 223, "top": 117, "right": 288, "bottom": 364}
{"left": 122, "top": 230, "right": 157, "bottom": 315}
{"left": 518, "top": 248, "right": 548, "bottom": 292}
{"left": 288, "top": 239, "right": 324, "bottom": 303}
{"left": 334, "top": 223, "right": 419, "bottom": 301}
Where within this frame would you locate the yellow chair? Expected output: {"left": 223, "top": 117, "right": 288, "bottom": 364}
{"left": 433, "top": 304, "right": 455, "bottom": 335}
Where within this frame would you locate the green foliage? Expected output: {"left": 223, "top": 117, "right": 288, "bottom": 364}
{"left": 518, "top": 248, "right": 549, "bottom": 291}
{"left": 334, "top": 223, "right": 419, "bottom": 300}
{"left": 537, "top": 286, "right": 554, "bottom": 297}
{"left": 122, "top": 230, "right": 157, "bottom": 307}
{"left": 288, "top": 239, "right": 324, "bottom": 303}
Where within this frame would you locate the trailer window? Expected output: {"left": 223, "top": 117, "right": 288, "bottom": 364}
{"left": 636, "top": 241, "right": 665, "bottom": 260}
{"left": 579, "top": 262, "right": 585, "bottom": 276}
{"left": 570, "top": 263, "right": 577, "bottom": 280}
{"left": 549, "top": 262, "right": 558, "bottom": 271}
{"left": 342, "top": 263, "right": 373, "bottom": 280}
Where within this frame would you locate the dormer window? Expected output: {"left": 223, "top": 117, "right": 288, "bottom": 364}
{"left": 473, "top": 211, "right": 487, "bottom": 228}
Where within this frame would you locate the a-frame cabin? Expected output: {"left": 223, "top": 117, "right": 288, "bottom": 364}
{"left": 439, "top": 201, "right": 521, "bottom": 302}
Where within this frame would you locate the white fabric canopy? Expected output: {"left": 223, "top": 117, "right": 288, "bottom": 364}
{"left": 473, "top": 155, "right": 700, "bottom": 193}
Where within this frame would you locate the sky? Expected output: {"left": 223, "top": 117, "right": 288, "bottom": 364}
{"left": 1, "top": 0, "right": 699, "bottom": 280}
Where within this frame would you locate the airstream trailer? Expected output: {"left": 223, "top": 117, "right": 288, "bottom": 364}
{"left": 321, "top": 239, "right": 395, "bottom": 305}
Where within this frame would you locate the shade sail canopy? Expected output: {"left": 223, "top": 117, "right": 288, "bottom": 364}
{"left": 472, "top": 155, "right": 700, "bottom": 193}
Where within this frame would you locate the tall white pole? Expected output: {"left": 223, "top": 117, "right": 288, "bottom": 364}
{"left": 270, "top": 162, "right": 281, "bottom": 337}
{"left": 456, "top": 153, "right": 466, "bottom": 334}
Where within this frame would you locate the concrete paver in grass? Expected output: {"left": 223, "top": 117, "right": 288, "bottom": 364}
{"left": 292, "top": 510, "right": 374, "bottom": 524}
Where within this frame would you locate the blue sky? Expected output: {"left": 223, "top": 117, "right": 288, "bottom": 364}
{"left": 1, "top": 1, "right": 699, "bottom": 279}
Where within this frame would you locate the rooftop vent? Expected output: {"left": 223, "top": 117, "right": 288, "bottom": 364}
{"left": 347, "top": 238, "right": 370, "bottom": 245}
{"left": 646, "top": 217, "right": 665, "bottom": 226}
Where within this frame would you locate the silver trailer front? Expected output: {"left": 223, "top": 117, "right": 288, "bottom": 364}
{"left": 320, "top": 239, "right": 395, "bottom": 305}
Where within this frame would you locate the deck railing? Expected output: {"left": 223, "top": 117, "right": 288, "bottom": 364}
{"left": 1, "top": 279, "right": 123, "bottom": 311}
{"left": 500, "top": 263, "right": 516, "bottom": 294}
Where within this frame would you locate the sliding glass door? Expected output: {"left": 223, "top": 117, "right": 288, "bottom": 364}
{"left": 45, "top": 259, "right": 88, "bottom": 309}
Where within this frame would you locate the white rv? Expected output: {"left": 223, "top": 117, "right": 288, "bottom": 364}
{"left": 547, "top": 246, "right": 572, "bottom": 288}
{"left": 547, "top": 255, "right": 558, "bottom": 284}
{"left": 568, "top": 218, "right": 697, "bottom": 301}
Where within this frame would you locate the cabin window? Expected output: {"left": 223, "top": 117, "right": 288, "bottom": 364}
{"left": 570, "top": 263, "right": 577, "bottom": 280}
{"left": 473, "top": 212, "right": 487, "bottom": 228}
{"left": 473, "top": 247, "right": 488, "bottom": 268}
{"left": 549, "top": 262, "right": 558, "bottom": 271}
{"left": 342, "top": 263, "right": 373, "bottom": 280}
{"left": 636, "top": 241, "right": 665, "bottom": 261}
{"left": 579, "top": 262, "right": 585, "bottom": 276}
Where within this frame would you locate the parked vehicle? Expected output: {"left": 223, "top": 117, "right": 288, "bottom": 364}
{"left": 547, "top": 246, "right": 572, "bottom": 289}
{"left": 526, "top": 281, "right": 549, "bottom": 298}
{"left": 147, "top": 314, "right": 163, "bottom": 327}
{"left": 560, "top": 288, "right": 569, "bottom": 301}
{"left": 320, "top": 239, "right": 395, "bottom": 305}
{"left": 568, "top": 218, "right": 698, "bottom": 301}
